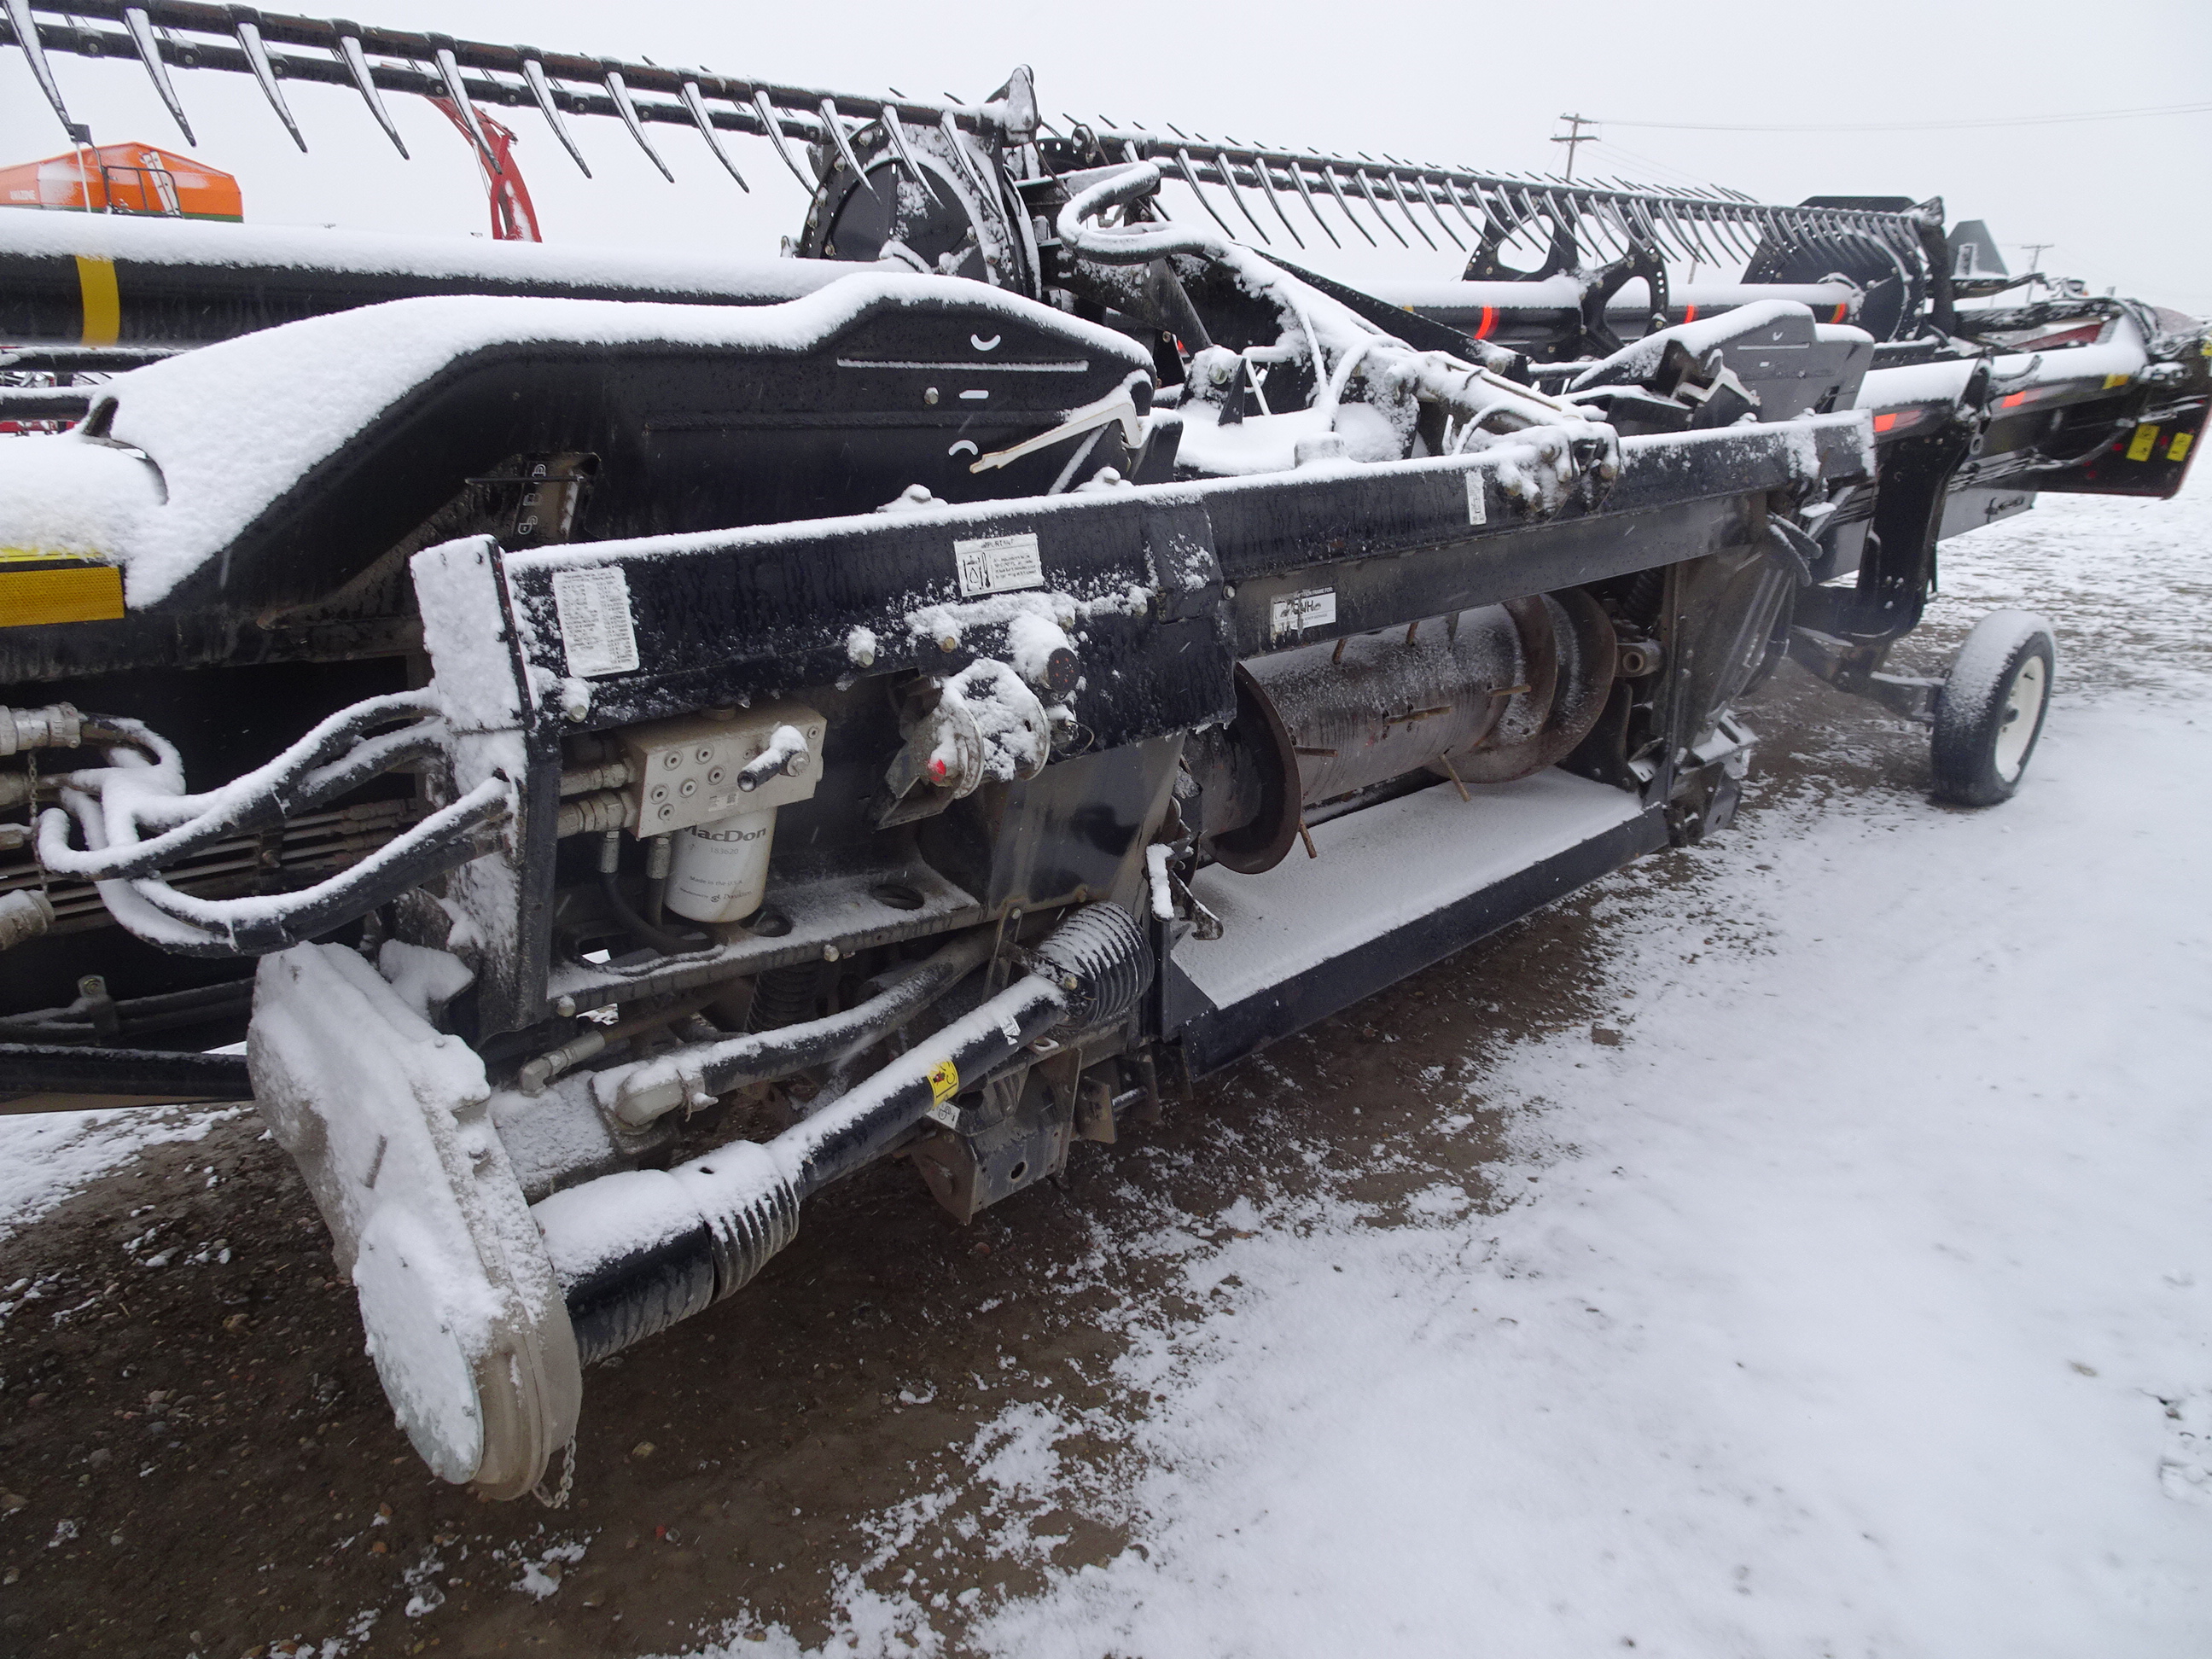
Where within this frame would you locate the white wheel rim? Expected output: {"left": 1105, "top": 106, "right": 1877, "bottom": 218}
{"left": 1993, "top": 655, "right": 2046, "bottom": 781}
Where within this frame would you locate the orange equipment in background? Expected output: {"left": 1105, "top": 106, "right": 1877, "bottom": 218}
{"left": 0, "top": 143, "right": 242, "bottom": 221}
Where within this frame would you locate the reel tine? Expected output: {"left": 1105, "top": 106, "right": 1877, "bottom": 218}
{"left": 1714, "top": 205, "right": 1760, "bottom": 265}
{"left": 235, "top": 12, "right": 309, "bottom": 152}
{"left": 940, "top": 109, "right": 995, "bottom": 201}
{"left": 1251, "top": 153, "right": 1306, "bottom": 249}
{"left": 1383, "top": 172, "right": 1437, "bottom": 250}
{"left": 678, "top": 81, "right": 748, "bottom": 190}
{"left": 1320, "top": 166, "right": 1379, "bottom": 247}
{"left": 1439, "top": 174, "right": 1485, "bottom": 243}
{"left": 3, "top": 0, "right": 76, "bottom": 142}
{"left": 818, "top": 97, "right": 875, "bottom": 197}
{"left": 1286, "top": 158, "right": 1342, "bottom": 248}
{"left": 521, "top": 55, "right": 590, "bottom": 177}
{"left": 1658, "top": 201, "right": 1708, "bottom": 265}
{"left": 877, "top": 103, "right": 936, "bottom": 202}
{"left": 1210, "top": 149, "right": 1274, "bottom": 245}
{"left": 1352, "top": 170, "right": 1410, "bottom": 247}
{"left": 1632, "top": 195, "right": 1686, "bottom": 264}
{"left": 602, "top": 65, "right": 674, "bottom": 181}
{"left": 432, "top": 41, "right": 500, "bottom": 172}
{"left": 756, "top": 91, "right": 814, "bottom": 189}
{"left": 1415, "top": 177, "right": 1465, "bottom": 251}
{"left": 1383, "top": 170, "right": 1438, "bottom": 248}
{"left": 1173, "top": 148, "right": 1241, "bottom": 240}
{"left": 335, "top": 27, "right": 406, "bottom": 160}
{"left": 125, "top": 5, "right": 195, "bottom": 146}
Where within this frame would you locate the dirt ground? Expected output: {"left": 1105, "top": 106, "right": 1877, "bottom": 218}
{"left": 0, "top": 622, "right": 1969, "bottom": 1659}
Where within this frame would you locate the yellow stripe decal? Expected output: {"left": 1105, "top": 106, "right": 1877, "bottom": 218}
{"left": 74, "top": 254, "right": 119, "bottom": 347}
{"left": 2126, "top": 423, "right": 2161, "bottom": 463}
{"left": 0, "top": 564, "right": 125, "bottom": 626}
{"left": 2171, "top": 433, "right": 2194, "bottom": 464}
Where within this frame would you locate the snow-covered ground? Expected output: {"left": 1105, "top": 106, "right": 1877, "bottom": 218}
{"left": 685, "top": 484, "right": 2212, "bottom": 1657}
{"left": 0, "top": 1103, "right": 236, "bottom": 1242}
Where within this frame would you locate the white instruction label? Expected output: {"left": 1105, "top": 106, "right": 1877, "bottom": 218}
{"left": 1465, "top": 471, "right": 1487, "bottom": 525}
{"left": 953, "top": 532, "right": 1045, "bottom": 597}
{"left": 550, "top": 566, "right": 640, "bottom": 678}
{"left": 1270, "top": 587, "right": 1337, "bottom": 639}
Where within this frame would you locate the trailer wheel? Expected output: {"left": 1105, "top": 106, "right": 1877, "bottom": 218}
{"left": 1930, "top": 611, "right": 2057, "bottom": 806}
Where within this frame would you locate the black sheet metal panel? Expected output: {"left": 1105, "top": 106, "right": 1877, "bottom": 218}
{"left": 1167, "top": 802, "right": 1668, "bottom": 1074}
{"left": 0, "top": 290, "right": 1151, "bottom": 682}
{"left": 0, "top": 1041, "right": 253, "bottom": 1104}
{"left": 1215, "top": 415, "right": 1871, "bottom": 655}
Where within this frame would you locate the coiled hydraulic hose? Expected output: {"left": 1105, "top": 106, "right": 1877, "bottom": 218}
{"left": 20, "top": 690, "right": 504, "bottom": 957}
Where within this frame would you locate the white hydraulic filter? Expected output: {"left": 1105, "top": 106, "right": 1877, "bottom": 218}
{"left": 666, "top": 808, "right": 778, "bottom": 923}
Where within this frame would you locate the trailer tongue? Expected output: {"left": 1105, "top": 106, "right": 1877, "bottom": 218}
{"left": 0, "top": 5, "right": 2203, "bottom": 1503}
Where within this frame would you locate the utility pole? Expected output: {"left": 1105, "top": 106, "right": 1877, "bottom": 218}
{"left": 2014, "top": 242, "right": 2054, "bottom": 293}
{"left": 1551, "top": 114, "right": 1596, "bottom": 182}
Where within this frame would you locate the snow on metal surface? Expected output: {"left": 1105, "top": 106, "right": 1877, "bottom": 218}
{"left": 1181, "top": 769, "right": 1647, "bottom": 1010}
{"left": 0, "top": 207, "right": 853, "bottom": 296}
{"left": 0, "top": 275, "right": 1150, "bottom": 608}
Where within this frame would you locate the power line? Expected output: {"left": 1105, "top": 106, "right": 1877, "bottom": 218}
{"left": 1588, "top": 100, "right": 2210, "bottom": 134}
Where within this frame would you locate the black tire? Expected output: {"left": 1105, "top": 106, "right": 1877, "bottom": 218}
{"left": 1930, "top": 611, "right": 2057, "bottom": 806}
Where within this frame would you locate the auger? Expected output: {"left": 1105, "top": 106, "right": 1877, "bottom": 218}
{"left": 0, "top": 3, "right": 2202, "bottom": 1504}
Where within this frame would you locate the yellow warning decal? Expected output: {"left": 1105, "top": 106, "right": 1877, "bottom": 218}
{"left": 2127, "top": 423, "right": 2161, "bottom": 462}
{"left": 0, "top": 553, "right": 125, "bottom": 626}
{"left": 74, "top": 254, "right": 119, "bottom": 347}
{"left": 2102, "top": 372, "right": 2131, "bottom": 390}
{"left": 926, "top": 1057, "right": 959, "bottom": 1103}
{"left": 2172, "top": 433, "right": 2195, "bottom": 464}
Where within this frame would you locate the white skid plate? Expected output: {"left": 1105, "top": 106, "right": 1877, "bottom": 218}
{"left": 249, "top": 944, "right": 580, "bottom": 1499}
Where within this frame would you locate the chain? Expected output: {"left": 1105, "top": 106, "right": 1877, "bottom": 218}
{"left": 530, "top": 1437, "right": 577, "bottom": 1509}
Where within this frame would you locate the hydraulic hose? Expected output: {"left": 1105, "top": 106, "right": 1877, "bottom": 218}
{"left": 602, "top": 928, "right": 999, "bottom": 1125}
{"left": 90, "top": 776, "right": 509, "bottom": 958}
{"left": 34, "top": 692, "right": 442, "bottom": 883}
{"left": 533, "top": 904, "right": 1150, "bottom": 1365}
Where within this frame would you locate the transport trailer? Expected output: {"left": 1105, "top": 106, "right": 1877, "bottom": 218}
{"left": 0, "top": 6, "right": 2204, "bottom": 1501}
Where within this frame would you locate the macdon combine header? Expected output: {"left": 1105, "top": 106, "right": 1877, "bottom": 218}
{"left": 0, "top": 3, "right": 2203, "bottom": 1501}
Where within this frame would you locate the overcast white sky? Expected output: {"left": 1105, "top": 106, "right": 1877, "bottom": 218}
{"left": 3, "top": 0, "right": 2207, "bottom": 315}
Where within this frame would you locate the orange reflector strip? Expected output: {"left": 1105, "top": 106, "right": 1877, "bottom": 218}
{"left": 0, "top": 555, "right": 125, "bottom": 626}
{"left": 1680, "top": 304, "right": 1698, "bottom": 323}
{"left": 1831, "top": 303, "right": 1848, "bottom": 324}
{"left": 2001, "top": 391, "right": 2029, "bottom": 408}
{"left": 1872, "top": 412, "right": 1901, "bottom": 433}
{"left": 1474, "top": 306, "right": 1497, "bottom": 340}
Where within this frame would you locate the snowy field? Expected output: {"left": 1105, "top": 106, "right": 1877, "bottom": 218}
{"left": 2, "top": 486, "right": 2204, "bottom": 1657}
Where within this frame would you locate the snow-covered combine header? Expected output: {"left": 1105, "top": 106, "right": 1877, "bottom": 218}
{"left": 0, "top": 4, "right": 2203, "bottom": 1502}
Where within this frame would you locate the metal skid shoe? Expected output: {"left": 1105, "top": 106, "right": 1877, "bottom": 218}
{"left": 249, "top": 944, "right": 580, "bottom": 1499}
